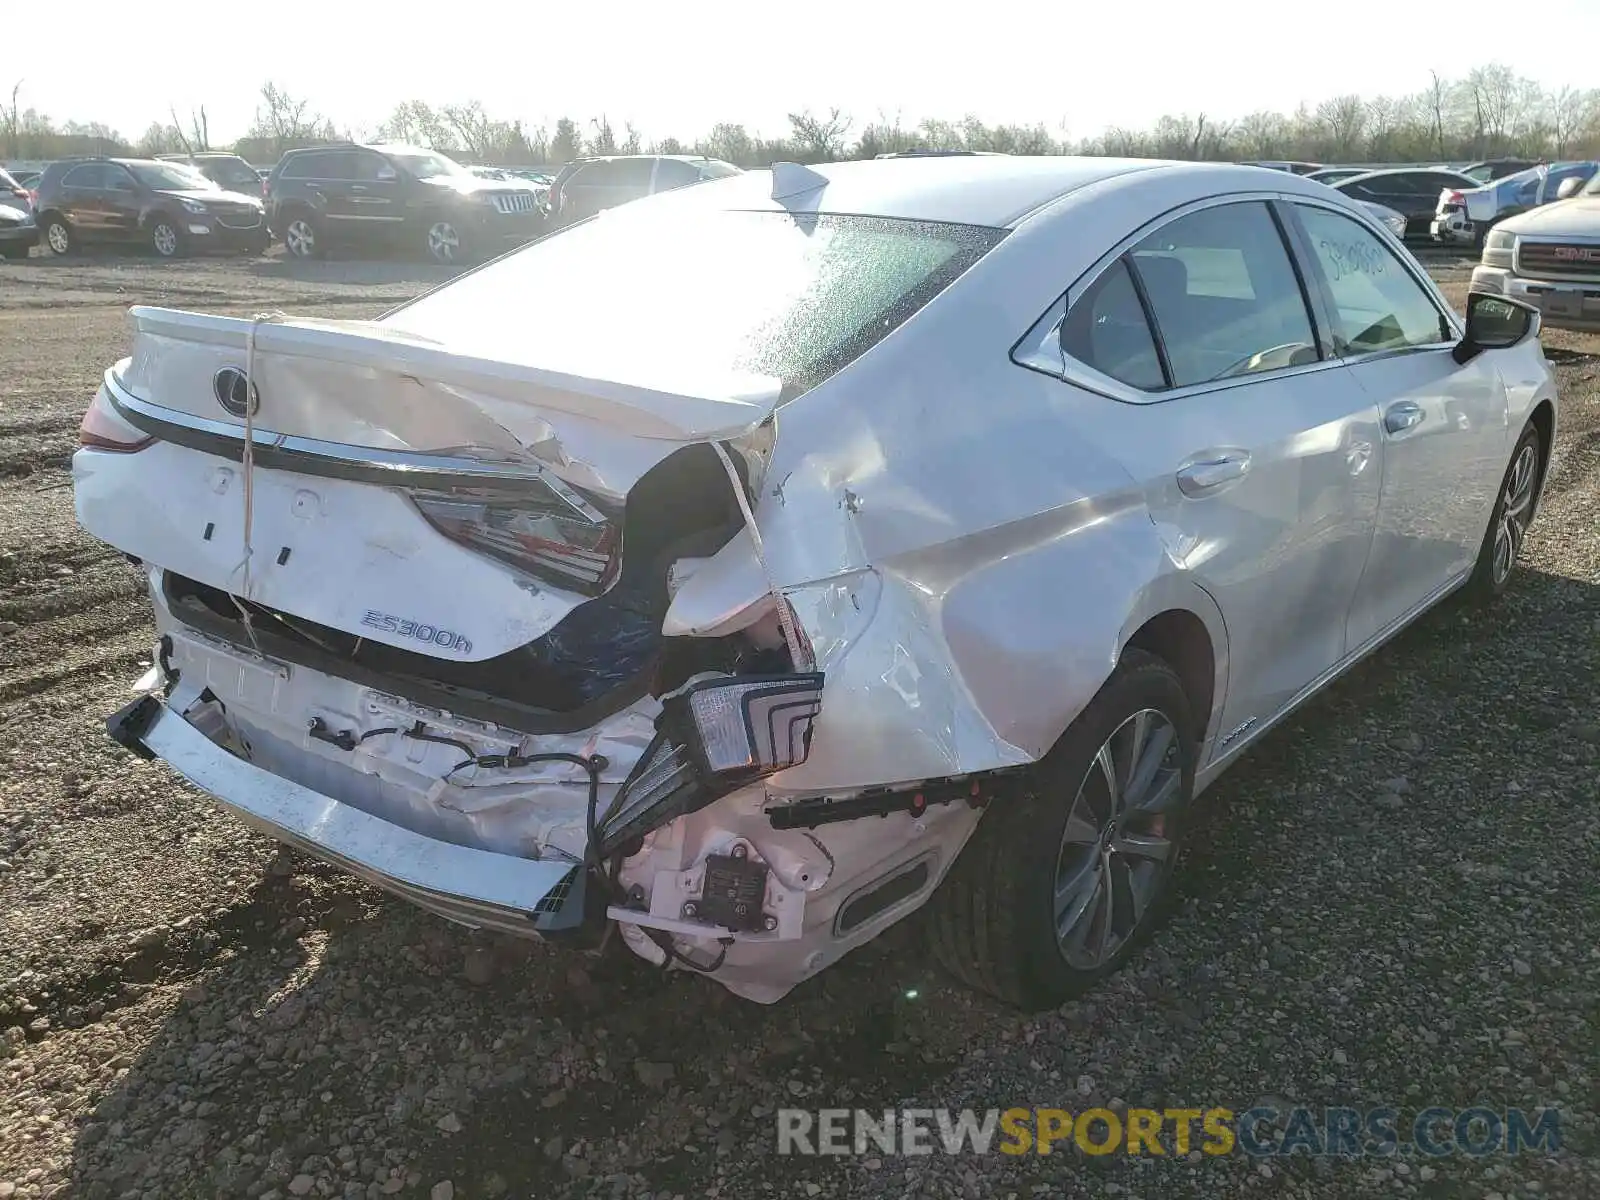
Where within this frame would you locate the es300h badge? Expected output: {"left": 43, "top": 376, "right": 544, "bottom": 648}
{"left": 361, "top": 610, "right": 473, "bottom": 654}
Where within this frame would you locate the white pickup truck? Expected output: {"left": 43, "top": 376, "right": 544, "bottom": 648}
{"left": 1471, "top": 172, "right": 1600, "bottom": 334}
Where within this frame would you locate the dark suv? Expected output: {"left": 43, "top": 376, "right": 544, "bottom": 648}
{"left": 157, "top": 152, "right": 268, "bottom": 199}
{"left": 547, "top": 155, "right": 740, "bottom": 226}
{"left": 33, "top": 157, "right": 267, "bottom": 258}
{"left": 266, "top": 143, "right": 546, "bottom": 264}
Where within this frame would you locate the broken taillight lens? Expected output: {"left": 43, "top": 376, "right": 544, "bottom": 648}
{"left": 597, "top": 672, "right": 825, "bottom": 854}
{"left": 409, "top": 482, "right": 620, "bottom": 596}
{"left": 79, "top": 390, "right": 154, "bottom": 453}
{"left": 1445, "top": 191, "right": 1465, "bottom": 207}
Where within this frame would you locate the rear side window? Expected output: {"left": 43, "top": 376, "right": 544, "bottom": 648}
{"left": 61, "top": 163, "right": 109, "bottom": 189}
{"left": 1129, "top": 202, "right": 1319, "bottom": 387}
{"left": 384, "top": 209, "right": 1006, "bottom": 398}
{"left": 568, "top": 161, "right": 611, "bottom": 186}
{"left": 1060, "top": 260, "right": 1165, "bottom": 390}
{"left": 653, "top": 159, "right": 703, "bottom": 189}
{"left": 610, "top": 158, "right": 654, "bottom": 186}
{"left": 281, "top": 152, "right": 346, "bottom": 180}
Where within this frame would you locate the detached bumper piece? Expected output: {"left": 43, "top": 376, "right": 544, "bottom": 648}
{"left": 106, "top": 694, "right": 584, "bottom": 934}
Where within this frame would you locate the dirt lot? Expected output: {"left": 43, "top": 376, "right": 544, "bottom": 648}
{"left": 0, "top": 248, "right": 1596, "bottom": 1200}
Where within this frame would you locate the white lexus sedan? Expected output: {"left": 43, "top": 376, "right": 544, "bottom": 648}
{"left": 74, "top": 156, "right": 1557, "bottom": 1010}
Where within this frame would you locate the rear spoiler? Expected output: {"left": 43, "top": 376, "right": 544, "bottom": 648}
{"left": 128, "top": 306, "right": 783, "bottom": 443}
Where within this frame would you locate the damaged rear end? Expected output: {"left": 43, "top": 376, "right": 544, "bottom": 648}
{"left": 77, "top": 198, "right": 1013, "bottom": 1001}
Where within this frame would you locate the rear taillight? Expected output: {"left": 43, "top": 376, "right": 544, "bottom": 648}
{"left": 79, "top": 390, "right": 154, "bottom": 453}
{"left": 409, "top": 481, "right": 620, "bottom": 596}
{"left": 1446, "top": 191, "right": 1465, "bottom": 206}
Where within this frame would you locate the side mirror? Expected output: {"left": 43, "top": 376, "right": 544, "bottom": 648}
{"left": 1452, "top": 292, "right": 1540, "bottom": 364}
{"left": 1555, "top": 177, "right": 1583, "bottom": 201}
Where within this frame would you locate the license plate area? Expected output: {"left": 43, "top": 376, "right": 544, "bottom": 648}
{"left": 1539, "top": 291, "right": 1583, "bottom": 317}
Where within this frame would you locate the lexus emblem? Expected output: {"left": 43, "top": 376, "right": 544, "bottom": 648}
{"left": 212, "top": 368, "right": 260, "bottom": 419}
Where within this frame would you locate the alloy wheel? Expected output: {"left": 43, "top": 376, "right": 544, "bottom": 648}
{"left": 46, "top": 222, "right": 69, "bottom": 254}
{"left": 1492, "top": 442, "right": 1538, "bottom": 585}
{"left": 152, "top": 223, "right": 178, "bottom": 257}
{"left": 427, "top": 221, "right": 462, "bottom": 263}
{"left": 1053, "top": 708, "right": 1183, "bottom": 970}
{"left": 285, "top": 218, "right": 315, "bottom": 258}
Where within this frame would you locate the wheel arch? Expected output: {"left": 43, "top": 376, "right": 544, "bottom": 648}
{"left": 1528, "top": 397, "right": 1556, "bottom": 513}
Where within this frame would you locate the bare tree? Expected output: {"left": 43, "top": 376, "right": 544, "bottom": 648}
{"left": 1425, "top": 70, "right": 1451, "bottom": 159}
{"left": 3, "top": 81, "right": 20, "bottom": 159}
{"left": 586, "top": 116, "right": 616, "bottom": 156}
{"left": 247, "top": 82, "right": 324, "bottom": 156}
{"left": 1548, "top": 86, "right": 1594, "bottom": 157}
{"left": 378, "top": 100, "right": 447, "bottom": 147}
{"left": 786, "top": 108, "right": 851, "bottom": 161}
{"left": 1316, "top": 94, "right": 1368, "bottom": 160}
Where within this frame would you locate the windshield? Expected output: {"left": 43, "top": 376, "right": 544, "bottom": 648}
{"left": 128, "top": 162, "right": 216, "bottom": 191}
{"left": 385, "top": 207, "right": 1004, "bottom": 397}
{"left": 389, "top": 151, "right": 467, "bottom": 180}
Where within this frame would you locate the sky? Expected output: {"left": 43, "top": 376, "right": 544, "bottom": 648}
{"left": 13, "top": 0, "right": 1600, "bottom": 146}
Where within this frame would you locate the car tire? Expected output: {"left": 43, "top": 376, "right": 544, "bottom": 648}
{"left": 282, "top": 213, "right": 321, "bottom": 260}
{"left": 149, "top": 216, "right": 184, "bottom": 259}
{"left": 926, "top": 648, "right": 1197, "bottom": 1011}
{"left": 1465, "top": 422, "right": 1545, "bottom": 603}
{"left": 424, "top": 218, "right": 467, "bottom": 265}
{"left": 42, "top": 216, "right": 73, "bottom": 256}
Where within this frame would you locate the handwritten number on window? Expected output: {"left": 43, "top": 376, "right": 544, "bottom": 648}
{"left": 1320, "top": 239, "right": 1387, "bottom": 283}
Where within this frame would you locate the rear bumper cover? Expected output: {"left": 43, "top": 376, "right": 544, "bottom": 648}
{"left": 107, "top": 692, "right": 585, "bottom": 934}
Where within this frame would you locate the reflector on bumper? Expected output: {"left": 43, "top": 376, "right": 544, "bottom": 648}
{"left": 107, "top": 694, "right": 584, "bottom": 933}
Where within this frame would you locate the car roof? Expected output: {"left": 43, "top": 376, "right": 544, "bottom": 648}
{"left": 1334, "top": 166, "right": 1475, "bottom": 186}
{"left": 651, "top": 155, "right": 1209, "bottom": 228}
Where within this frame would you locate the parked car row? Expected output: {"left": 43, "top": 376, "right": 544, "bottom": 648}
{"left": 1432, "top": 160, "right": 1599, "bottom": 248}
{"left": 2, "top": 145, "right": 744, "bottom": 264}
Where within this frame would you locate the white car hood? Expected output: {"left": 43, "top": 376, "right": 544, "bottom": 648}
{"left": 1498, "top": 197, "right": 1600, "bottom": 237}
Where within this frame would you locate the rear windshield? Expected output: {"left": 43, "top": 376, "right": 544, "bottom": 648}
{"left": 200, "top": 159, "right": 262, "bottom": 190}
{"left": 385, "top": 208, "right": 1004, "bottom": 397}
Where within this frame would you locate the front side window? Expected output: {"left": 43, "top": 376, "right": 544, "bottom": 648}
{"left": 384, "top": 209, "right": 1005, "bottom": 399}
{"left": 1059, "top": 259, "right": 1165, "bottom": 390}
{"left": 1128, "top": 201, "right": 1319, "bottom": 387}
{"left": 1294, "top": 205, "right": 1450, "bottom": 354}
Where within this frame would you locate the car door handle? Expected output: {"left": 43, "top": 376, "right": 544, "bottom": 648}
{"left": 349, "top": 185, "right": 368, "bottom": 192}
{"left": 1384, "top": 402, "right": 1425, "bottom": 434}
{"left": 1176, "top": 452, "right": 1251, "bottom": 497}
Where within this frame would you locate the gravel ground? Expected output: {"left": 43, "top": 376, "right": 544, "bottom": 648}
{"left": 0, "top": 247, "right": 1595, "bottom": 1200}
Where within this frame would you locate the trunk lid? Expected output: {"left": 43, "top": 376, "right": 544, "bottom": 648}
{"left": 83, "top": 306, "right": 774, "bottom": 669}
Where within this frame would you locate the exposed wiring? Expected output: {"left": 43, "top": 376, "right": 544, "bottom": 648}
{"left": 710, "top": 440, "right": 806, "bottom": 673}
